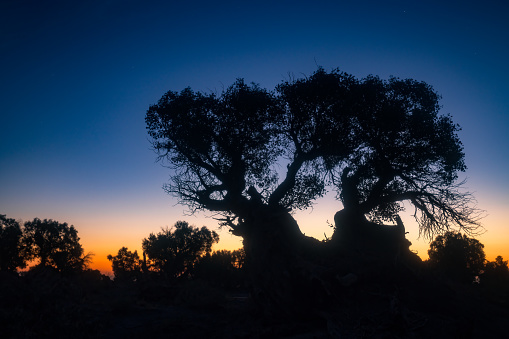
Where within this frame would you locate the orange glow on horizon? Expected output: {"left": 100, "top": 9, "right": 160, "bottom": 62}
{"left": 84, "top": 225, "right": 508, "bottom": 277}
{"left": 79, "top": 196, "right": 508, "bottom": 276}
{"left": 82, "top": 224, "right": 244, "bottom": 275}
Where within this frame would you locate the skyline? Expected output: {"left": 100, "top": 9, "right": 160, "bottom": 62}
{"left": 1, "top": 0, "right": 508, "bottom": 274}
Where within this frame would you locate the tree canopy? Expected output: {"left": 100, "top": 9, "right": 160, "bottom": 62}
{"left": 0, "top": 214, "right": 26, "bottom": 272}
{"left": 142, "top": 221, "right": 219, "bottom": 278}
{"left": 107, "top": 246, "right": 142, "bottom": 281}
{"left": 427, "top": 231, "right": 485, "bottom": 282}
{"left": 146, "top": 68, "right": 482, "bottom": 239}
{"left": 23, "top": 218, "right": 89, "bottom": 272}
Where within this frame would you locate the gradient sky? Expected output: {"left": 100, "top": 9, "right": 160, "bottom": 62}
{"left": 1, "top": 0, "right": 508, "bottom": 274}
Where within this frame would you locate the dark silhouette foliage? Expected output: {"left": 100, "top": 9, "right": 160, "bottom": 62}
{"left": 146, "top": 68, "right": 485, "bottom": 318}
{"left": 427, "top": 231, "right": 485, "bottom": 282}
{"left": 2, "top": 215, "right": 507, "bottom": 338}
{"left": 23, "top": 218, "right": 91, "bottom": 272}
{"left": 146, "top": 68, "right": 482, "bottom": 244}
{"left": 142, "top": 221, "right": 219, "bottom": 278}
{"left": 0, "top": 214, "right": 26, "bottom": 272}
{"left": 484, "top": 255, "right": 509, "bottom": 279}
{"left": 195, "top": 249, "right": 246, "bottom": 288}
{"left": 107, "top": 246, "right": 142, "bottom": 281}
{"left": 1, "top": 266, "right": 111, "bottom": 338}
{"left": 325, "top": 76, "right": 483, "bottom": 238}
{"left": 209, "top": 248, "right": 245, "bottom": 269}
{"left": 481, "top": 255, "right": 509, "bottom": 303}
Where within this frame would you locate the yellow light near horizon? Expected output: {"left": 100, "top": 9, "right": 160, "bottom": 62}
{"left": 80, "top": 218, "right": 244, "bottom": 275}
{"left": 79, "top": 197, "right": 508, "bottom": 276}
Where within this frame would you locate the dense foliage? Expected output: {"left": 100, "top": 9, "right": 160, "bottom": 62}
{"left": 0, "top": 214, "right": 26, "bottom": 271}
{"left": 427, "top": 231, "right": 486, "bottom": 282}
{"left": 195, "top": 249, "right": 246, "bottom": 288}
{"left": 107, "top": 246, "right": 142, "bottom": 281}
{"left": 23, "top": 218, "right": 91, "bottom": 272}
{"left": 142, "top": 221, "right": 219, "bottom": 278}
{"left": 146, "top": 68, "right": 482, "bottom": 241}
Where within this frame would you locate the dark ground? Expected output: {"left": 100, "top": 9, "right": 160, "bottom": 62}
{"left": 1, "top": 268, "right": 508, "bottom": 338}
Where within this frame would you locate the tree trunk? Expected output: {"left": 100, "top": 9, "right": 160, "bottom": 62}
{"left": 238, "top": 204, "right": 328, "bottom": 318}
{"left": 237, "top": 201, "right": 419, "bottom": 319}
{"left": 333, "top": 208, "right": 413, "bottom": 257}
{"left": 332, "top": 167, "right": 414, "bottom": 262}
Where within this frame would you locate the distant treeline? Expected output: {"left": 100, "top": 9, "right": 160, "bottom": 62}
{"left": 107, "top": 220, "right": 246, "bottom": 288}
{"left": 0, "top": 214, "right": 246, "bottom": 287}
{"left": 2, "top": 213, "right": 508, "bottom": 292}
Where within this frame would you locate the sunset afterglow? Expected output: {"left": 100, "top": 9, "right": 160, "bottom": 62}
{"left": 1, "top": 1, "right": 508, "bottom": 276}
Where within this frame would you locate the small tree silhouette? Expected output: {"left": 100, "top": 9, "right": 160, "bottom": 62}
{"left": 0, "top": 214, "right": 26, "bottom": 272}
{"left": 142, "top": 221, "right": 219, "bottom": 279}
{"left": 196, "top": 249, "right": 246, "bottom": 287}
{"left": 482, "top": 255, "right": 509, "bottom": 303}
{"left": 485, "top": 255, "right": 509, "bottom": 276}
{"left": 107, "top": 247, "right": 142, "bottom": 281}
{"left": 427, "top": 231, "right": 485, "bottom": 283}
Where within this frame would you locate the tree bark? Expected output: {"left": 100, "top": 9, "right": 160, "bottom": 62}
{"left": 237, "top": 199, "right": 418, "bottom": 318}
{"left": 239, "top": 204, "right": 327, "bottom": 318}
{"left": 332, "top": 208, "right": 412, "bottom": 259}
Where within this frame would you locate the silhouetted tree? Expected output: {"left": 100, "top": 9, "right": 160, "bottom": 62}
{"left": 210, "top": 248, "right": 245, "bottom": 269}
{"left": 482, "top": 255, "right": 509, "bottom": 303}
{"left": 146, "top": 68, "right": 483, "bottom": 315}
{"left": 23, "top": 218, "right": 91, "bottom": 272}
{"left": 147, "top": 68, "right": 481, "bottom": 237}
{"left": 483, "top": 255, "right": 509, "bottom": 285}
{"left": 0, "top": 214, "right": 26, "bottom": 272}
{"left": 107, "top": 247, "right": 142, "bottom": 281}
{"left": 142, "top": 221, "right": 219, "bottom": 279}
{"left": 326, "top": 75, "right": 483, "bottom": 245}
{"left": 427, "top": 231, "right": 485, "bottom": 282}
{"left": 484, "top": 255, "right": 509, "bottom": 277}
{"left": 196, "top": 249, "right": 246, "bottom": 287}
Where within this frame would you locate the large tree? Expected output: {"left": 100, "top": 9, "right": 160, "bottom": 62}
{"left": 331, "top": 76, "right": 481, "bottom": 232}
{"left": 146, "top": 68, "right": 482, "bottom": 315}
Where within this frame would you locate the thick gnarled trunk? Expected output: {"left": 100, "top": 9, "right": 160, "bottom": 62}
{"left": 237, "top": 203, "right": 418, "bottom": 318}
{"left": 331, "top": 208, "right": 411, "bottom": 258}
{"left": 238, "top": 205, "right": 326, "bottom": 318}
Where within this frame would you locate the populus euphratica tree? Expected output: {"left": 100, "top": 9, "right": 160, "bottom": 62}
{"left": 146, "top": 68, "right": 482, "bottom": 315}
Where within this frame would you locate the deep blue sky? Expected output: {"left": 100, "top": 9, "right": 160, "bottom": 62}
{"left": 1, "top": 0, "right": 508, "bottom": 272}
